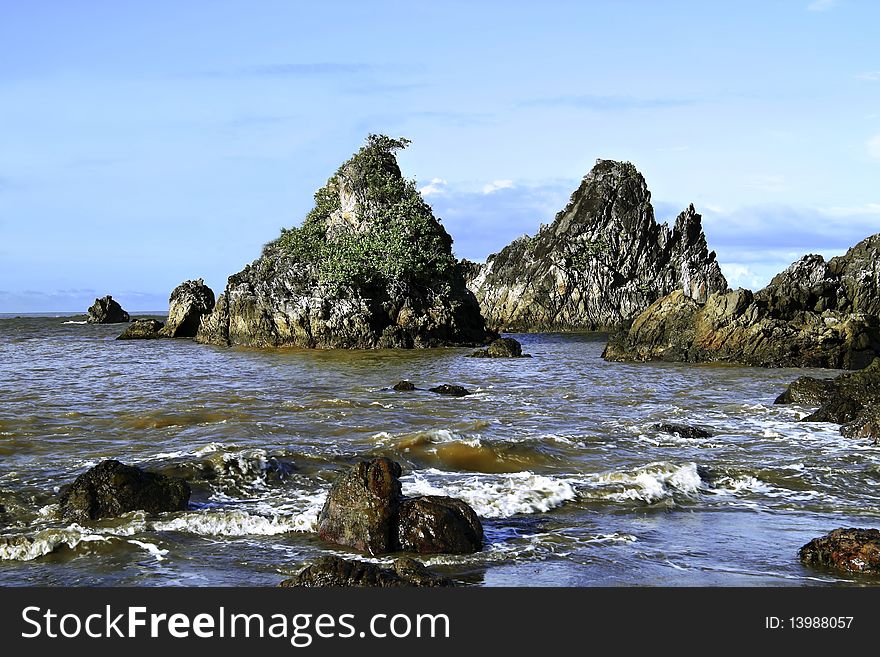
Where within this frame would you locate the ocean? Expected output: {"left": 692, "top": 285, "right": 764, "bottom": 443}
{"left": 1, "top": 314, "right": 878, "bottom": 586}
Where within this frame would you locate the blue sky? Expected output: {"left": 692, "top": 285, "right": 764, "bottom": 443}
{"left": 1, "top": 0, "right": 878, "bottom": 312}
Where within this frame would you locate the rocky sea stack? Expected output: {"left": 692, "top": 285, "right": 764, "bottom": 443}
{"left": 464, "top": 159, "right": 727, "bottom": 331}
{"left": 196, "top": 135, "right": 492, "bottom": 349}
{"left": 160, "top": 278, "right": 215, "bottom": 338}
{"left": 86, "top": 295, "right": 130, "bottom": 324}
{"left": 604, "top": 233, "right": 880, "bottom": 369}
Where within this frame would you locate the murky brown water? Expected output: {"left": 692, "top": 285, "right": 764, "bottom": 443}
{"left": 2, "top": 314, "right": 879, "bottom": 586}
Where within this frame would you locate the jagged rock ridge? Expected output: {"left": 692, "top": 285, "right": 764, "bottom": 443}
{"left": 464, "top": 159, "right": 728, "bottom": 331}
{"left": 603, "top": 233, "right": 880, "bottom": 369}
{"left": 197, "top": 135, "right": 492, "bottom": 349}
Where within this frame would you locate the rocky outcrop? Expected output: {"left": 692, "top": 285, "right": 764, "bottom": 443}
{"left": 469, "top": 337, "right": 531, "bottom": 358}
{"left": 799, "top": 528, "right": 880, "bottom": 574}
{"left": 279, "top": 556, "right": 453, "bottom": 588}
{"left": 464, "top": 160, "right": 727, "bottom": 332}
{"left": 316, "top": 457, "right": 483, "bottom": 555}
{"left": 196, "top": 135, "right": 493, "bottom": 349}
{"left": 604, "top": 235, "right": 880, "bottom": 369}
{"left": 86, "top": 296, "right": 130, "bottom": 324}
{"left": 160, "top": 279, "right": 215, "bottom": 338}
{"left": 392, "top": 380, "right": 416, "bottom": 391}
{"left": 775, "top": 358, "right": 880, "bottom": 442}
{"left": 117, "top": 319, "right": 164, "bottom": 340}
{"left": 59, "top": 460, "right": 190, "bottom": 522}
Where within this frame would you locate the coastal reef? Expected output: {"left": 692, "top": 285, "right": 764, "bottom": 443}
{"left": 604, "top": 234, "right": 880, "bottom": 369}
{"left": 86, "top": 295, "right": 130, "bottom": 324}
{"left": 464, "top": 159, "right": 727, "bottom": 332}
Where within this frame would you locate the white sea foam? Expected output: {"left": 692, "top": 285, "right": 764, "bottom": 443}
{"left": 0, "top": 527, "right": 108, "bottom": 562}
{"left": 62, "top": 320, "right": 87, "bottom": 325}
{"left": 128, "top": 539, "right": 169, "bottom": 561}
{"left": 401, "top": 469, "right": 577, "bottom": 518}
{"left": 588, "top": 462, "right": 703, "bottom": 504}
{"left": 151, "top": 507, "right": 319, "bottom": 536}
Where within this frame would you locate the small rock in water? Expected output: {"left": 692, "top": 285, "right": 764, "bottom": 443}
{"left": 316, "top": 457, "right": 482, "bottom": 555}
{"left": 279, "top": 556, "right": 453, "bottom": 588}
{"left": 59, "top": 459, "right": 190, "bottom": 522}
{"left": 86, "top": 295, "right": 130, "bottom": 324}
{"left": 429, "top": 384, "right": 471, "bottom": 397}
{"left": 654, "top": 423, "right": 713, "bottom": 439}
{"left": 468, "top": 337, "right": 531, "bottom": 358}
{"left": 397, "top": 496, "right": 483, "bottom": 554}
{"left": 392, "top": 380, "right": 416, "bottom": 391}
{"left": 116, "top": 318, "right": 164, "bottom": 340}
{"left": 799, "top": 528, "right": 880, "bottom": 574}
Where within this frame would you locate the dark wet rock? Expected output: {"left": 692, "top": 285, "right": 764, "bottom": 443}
{"left": 316, "top": 458, "right": 482, "bottom": 556}
{"left": 841, "top": 405, "right": 880, "bottom": 442}
{"left": 429, "top": 384, "right": 471, "bottom": 397}
{"left": 604, "top": 236, "right": 880, "bottom": 369}
{"left": 802, "top": 396, "right": 863, "bottom": 424}
{"left": 196, "top": 135, "right": 493, "bottom": 349}
{"left": 59, "top": 459, "right": 190, "bottom": 522}
{"left": 116, "top": 319, "right": 164, "bottom": 340}
{"left": 653, "top": 423, "right": 714, "bottom": 439}
{"left": 316, "top": 458, "right": 402, "bottom": 555}
{"left": 799, "top": 528, "right": 880, "bottom": 574}
{"left": 777, "top": 358, "right": 880, "bottom": 441}
{"left": 279, "top": 556, "right": 453, "bottom": 588}
{"left": 160, "top": 278, "right": 215, "bottom": 338}
{"left": 397, "top": 496, "right": 483, "bottom": 554}
{"left": 392, "top": 380, "right": 416, "bottom": 391}
{"left": 86, "top": 296, "right": 130, "bottom": 324}
{"left": 465, "top": 160, "right": 727, "bottom": 332}
{"left": 469, "top": 337, "right": 531, "bottom": 358}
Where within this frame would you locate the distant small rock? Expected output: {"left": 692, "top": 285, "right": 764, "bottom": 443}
{"left": 429, "top": 384, "right": 471, "bottom": 397}
{"left": 469, "top": 337, "right": 531, "bottom": 358}
{"left": 86, "top": 296, "right": 130, "bottom": 324}
{"left": 59, "top": 460, "right": 190, "bottom": 522}
{"left": 160, "top": 278, "right": 215, "bottom": 338}
{"left": 392, "top": 380, "right": 416, "bottom": 391}
{"left": 654, "top": 423, "right": 713, "bottom": 439}
{"left": 279, "top": 556, "right": 453, "bottom": 588}
{"left": 799, "top": 528, "right": 880, "bottom": 574}
{"left": 116, "top": 318, "right": 164, "bottom": 340}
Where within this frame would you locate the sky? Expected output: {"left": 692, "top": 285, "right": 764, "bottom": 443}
{"left": 0, "top": 0, "right": 878, "bottom": 312}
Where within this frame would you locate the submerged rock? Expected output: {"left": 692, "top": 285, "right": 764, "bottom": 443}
{"left": 316, "top": 458, "right": 482, "bottom": 555}
{"left": 86, "top": 296, "right": 130, "bottom": 324}
{"left": 116, "top": 318, "right": 164, "bottom": 340}
{"left": 196, "top": 135, "right": 493, "bottom": 349}
{"left": 776, "top": 358, "right": 880, "bottom": 441}
{"left": 799, "top": 528, "right": 880, "bottom": 574}
{"left": 279, "top": 556, "right": 453, "bottom": 588}
{"left": 392, "top": 380, "right": 416, "bottom": 391}
{"left": 59, "top": 460, "right": 190, "bottom": 522}
{"left": 653, "top": 423, "right": 714, "bottom": 439}
{"left": 469, "top": 337, "right": 531, "bottom": 358}
{"left": 159, "top": 278, "right": 215, "bottom": 338}
{"left": 429, "top": 384, "right": 471, "bottom": 397}
{"left": 604, "top": 235, "right": 880, "bottom": 370}
{"left": 465, "top": 160, "right": 727, "bottom": 332}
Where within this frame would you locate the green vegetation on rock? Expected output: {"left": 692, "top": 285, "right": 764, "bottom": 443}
{"left": 265, "top": 134, "right": 457, "bottom": 291}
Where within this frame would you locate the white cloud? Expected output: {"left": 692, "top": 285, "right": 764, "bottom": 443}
{"left": 743, "top": 174, "right": 787, "bottom": 193}
{"left": 807, "top": 0, "right": 838, "bottom": 11}
{"left": 820, "top": 202, "right": 880, "bottom": 217}
{"left": 856, "top": 71, "right": 880, "bottom": 81}
{"left": 482, "top": 179, "right": 515, "bottom": 195}
{"left": 868, "top": 135, "right": 880, "bottom": 160}
{"left": 418, "top": 178, "right": 448, "bottom": 197}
